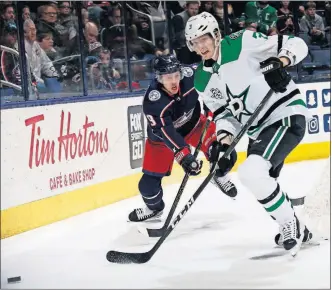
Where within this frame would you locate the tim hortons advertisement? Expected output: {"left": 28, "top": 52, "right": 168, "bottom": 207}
{"left": 1, "top": 97, "right": 143, "bottom": 209}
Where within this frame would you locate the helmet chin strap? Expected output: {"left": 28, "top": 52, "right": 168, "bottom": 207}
{"left": 211, "top": 40, "right": 219, "bottom": 60}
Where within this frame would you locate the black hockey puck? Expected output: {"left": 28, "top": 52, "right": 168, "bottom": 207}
{"left": 7, "top": 276, "right": 21, "bottom": 283}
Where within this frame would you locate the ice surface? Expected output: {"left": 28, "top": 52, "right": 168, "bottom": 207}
{"left": 1, "top": 159, "right": 330, "bottom": 289}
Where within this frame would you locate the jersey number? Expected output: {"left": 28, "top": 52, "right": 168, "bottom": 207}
{"left": 146, "top": 115, "right": 157, "bottom": 126}
{"left": 252, "top": 32, "right": 268, "bottom": 40}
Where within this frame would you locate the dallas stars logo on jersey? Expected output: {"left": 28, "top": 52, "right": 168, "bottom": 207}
{"left": 224, "top": 85, "right": 252, "bottom": 122}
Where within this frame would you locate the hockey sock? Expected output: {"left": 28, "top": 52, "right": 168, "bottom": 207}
{"left": 258, "top": 184, "right": 295, "bottom": 224}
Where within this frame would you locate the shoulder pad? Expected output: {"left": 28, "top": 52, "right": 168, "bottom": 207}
{"left": 181, "top": 66, "right": 194, "bottom": 78}
{"left": 147, "top": 90, "right": 161, "bottom": 102}
{"left": 228, "top": 29, "right": 245, "bottom": 40}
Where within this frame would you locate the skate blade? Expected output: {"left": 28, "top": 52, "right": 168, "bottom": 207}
{"left": 289, "top": 228, "right": 312, "bottom": 257}
{"left": 303, "top": 239, "right": 320, "bottom": 246}
{"left": 290, "top": 245, "right": 301, "bottom": 257}
{"left": 290, "top": 240, "right": 322, "bottom": 257}
{"left": 127, "top": 217, "right": 163, "bottom": 223}
{"left": 251, "top": 242, "right": 321, "bottom": 260}
{"left": 127, "top": 212, "right": 164, "bottom": 223}
{"left": 223, "top": 193, "right": 237, "bottom": 200}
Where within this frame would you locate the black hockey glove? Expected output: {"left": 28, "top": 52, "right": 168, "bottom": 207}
{"left": 175, "top": 147, "right": 203, "bottom": 176}
{"left": 260, "top": 57, "right": 291, "bottom": 93}
{"left": 208, "top": 141, "right": 237, "bottom": 176}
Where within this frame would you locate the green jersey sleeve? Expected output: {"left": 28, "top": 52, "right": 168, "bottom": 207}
{"left": 194, "top": 63, "right": 213, "bottom": 93}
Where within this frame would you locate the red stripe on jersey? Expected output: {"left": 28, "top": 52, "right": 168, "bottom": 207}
{"left": 183, "top": 87, "right": 195, "bottom": 97}
{"left": 161, "top": 127, "right": 180, "bottom": 150}
{"left": 160, "top": 100, "right": 175, "bottom": 126}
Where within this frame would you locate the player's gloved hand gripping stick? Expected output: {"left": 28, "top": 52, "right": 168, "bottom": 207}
{"left": 106, "top": 86, "right": 274, "bottom": 264}
{"left": 145, "top": 115, "right": 213, "bottom": 237}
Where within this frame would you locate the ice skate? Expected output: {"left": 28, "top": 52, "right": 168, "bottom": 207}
{"left": 275, "top": 225, "right": 314, "bottom": 247}
{"left": 211, "top": 174, "right": 237, "bottom": 198}
{"left": 278, "top": 215, "right": 308, "bottom": 257}
{"left": 128, "top": 206, "right": 163, "bottom": 222}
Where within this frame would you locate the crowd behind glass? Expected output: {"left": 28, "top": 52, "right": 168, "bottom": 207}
{"left": 0, "top": 1, "right": 330, "bottom": 102}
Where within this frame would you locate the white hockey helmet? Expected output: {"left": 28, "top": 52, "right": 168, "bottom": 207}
{"left": 185, "top": 12, "right": 220, "bottom": 52}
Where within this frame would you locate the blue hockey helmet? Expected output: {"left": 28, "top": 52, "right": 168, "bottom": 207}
{"left": 153, "top": 54, "right": 182, "bottom": 77}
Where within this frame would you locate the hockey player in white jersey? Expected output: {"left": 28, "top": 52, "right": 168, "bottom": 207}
{"left": 185, "top": 12, "right": 313, "bottom": 255}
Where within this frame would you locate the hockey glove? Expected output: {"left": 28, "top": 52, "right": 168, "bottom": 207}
{"left": 208, "top": 141, "right": 237, "bottom": 177}
{"left": 260, "top": 57, "right": 291, "bottom": 93}
{"left": 175, "top": 147, "right": 203, "bottom": 176}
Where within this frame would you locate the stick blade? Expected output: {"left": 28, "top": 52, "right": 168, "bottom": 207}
{"left": 146, "top": 227, "right": 165, "bottom": 237}
{"left": 106, "top": 250, "right": 151, "bottom": 264}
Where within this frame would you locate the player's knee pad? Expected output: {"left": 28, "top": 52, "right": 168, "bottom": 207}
{"left": 237, "top": 154, "right": 277, "bottom": 200}
{"left": 138, "top": 174, "right": 164, "bottom": 210}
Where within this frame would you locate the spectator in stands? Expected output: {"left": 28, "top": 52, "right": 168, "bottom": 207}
{"left": 22, "top": 6, "right": 31, "bottom": 21}
{"left": 87, "top": 2, "right": 104, "bottom": 29}
{"left": 36, "top": 3, "right": 76, "bottom": 55}
{"left": 82, "top": 8, "right": 89, "bottom": 26}
{"left": 244, "top": 1, "right": 278, "bottom": 34}
{"left": 267, "top": 26, "right": 278, "bottom": 35}
{"left": 298, "top": 3, "right": 306, "bottom": 18}
{"left": 36, "top": 4, "right": 60, "bottom": 41}
{"left": 84, "top": 21, "right": 100, "bottom": 45}
{"left": 325, "top": 1, "right": 331, "bottom": 27}
{"left": 102, "top": 7, "right": 127, "bottom": 53}
{"left": 278, "top": 1, "right": 294, "bottom": 19}
{"left": 38, "top": 32, "right": 58, "bottom": 61}
{"left": 88, "top": 41, "right": 103, "bottom": 57}
{"left": 172, "top": 1, "right": 201, "bottom": 64}
{"left": 130, "top": 25, "right": 163, "bottom": 59}
{"left": 101, "top": 5, "right": 119, "bottom": 28}
{"left": 24, "top": 19, "right": 59, "bottom": 93}
{"left": 90, "top": 48, "right": 121, "bottom": 90}
{"left": 199, "top": 1, "right": 213, "bottom": 13}
{"left": 108, "top": 5, "right": 122, "bottom": 26}
{"left": 110, "top": 25, "right": 163, "bottom": 60}
{"left": 300, "top": 1, "right": 326, "bottom": 44}
{"left": 128, "top": 2, "right": 166, "bottom": 21}
{"left": 0, "top": 20, "right": 17, "bottom": 48}
{"left": 0, "top": 21, "right": 21, "bottom": 86}
{"left": 129, "top": 2, "right": 168, "bottom": 51}
{"left": 236, "top": 13, "right": 258, "bottom": 32}
{"left": 99, "top": 49, "right": 120, "bottom": 79}
{"left": 84, "top": 21, "right": 104, "bottom": 62}
{"left": 128, "top": 3, "right": 154, "bottom": 43}
{"left": 1, "top": 4, "right": 15, "bottom": 22}
{"left": 134, "top": 14, "right": 152, "bottom": 42}
{"left": 276, "top": 15, "right": 295, "bottom": 36}
{"left": 210, "top": 1, "right": 235, "bottom": 35}
{"left": 211, "top": 1, "right": 225, "bottom": 33}
{"left": 58, "top": 1, "right": 78, "bottom": 41}
{"left": 166, "top": 1, "right": 184, "bottom": 15}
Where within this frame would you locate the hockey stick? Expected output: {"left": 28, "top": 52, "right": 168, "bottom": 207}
{"left": 145, "top": 115, "right": 213, "bottom": 238}
{"left": 289, "top": 197, "right": 305, "bottom": 206}
{"left": 106, "top": 89, "right": 274, "bottom": 264}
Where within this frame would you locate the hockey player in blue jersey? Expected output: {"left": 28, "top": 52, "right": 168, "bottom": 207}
{"left": 128, "top": 54, "right": 238, "bottom": 222}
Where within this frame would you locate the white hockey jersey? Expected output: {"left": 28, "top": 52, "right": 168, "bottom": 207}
{"left": 194, "top": 30, "right": 311, "bottom": 140}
